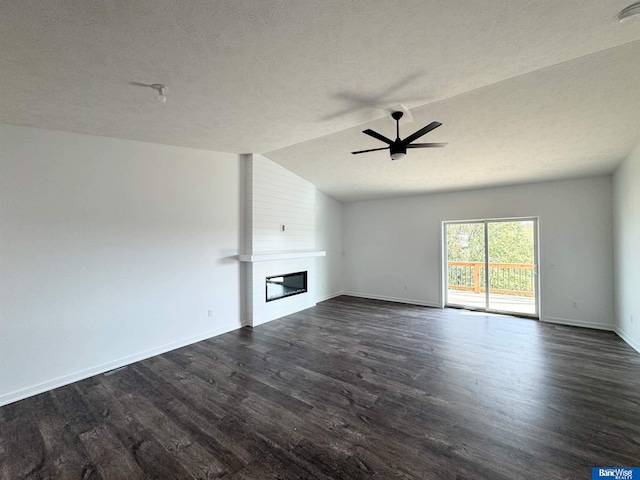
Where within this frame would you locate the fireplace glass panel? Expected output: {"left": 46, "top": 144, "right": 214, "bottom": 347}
{"left": 266, "top": 271, "right": 308, "bottom": 302}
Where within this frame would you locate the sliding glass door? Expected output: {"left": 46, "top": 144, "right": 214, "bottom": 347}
{"left": 446, "top": 222, "right": 486, "bottom": 310}
{"left": 445, "top": 218, "right": 538, "bottom": 317}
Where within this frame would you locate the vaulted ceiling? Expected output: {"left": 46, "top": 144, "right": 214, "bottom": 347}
{"left": 2, "top": 1, "right": 640, "bottom": 201}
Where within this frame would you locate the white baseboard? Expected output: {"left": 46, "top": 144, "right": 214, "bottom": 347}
{"left": 316, "top": 291, "right": 344, "bottom": 303}
{"left": 614, "top": 327, "right": 640, "bottom": 354}
{"left": 342, "top": 291, "right": 441, "bottom": 309}
{"left": 541, "top": 316, "right": 615, "bottom": 331}
{"left": 0, "top": 321, "right": 243, "bottom": 408}
{"left": 252, "top": 313, "right": 308, "bottom": 328}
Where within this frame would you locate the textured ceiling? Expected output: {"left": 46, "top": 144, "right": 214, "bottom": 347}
{"left": 268, "top": 41, "right": 640, "bottom": 201}
{"left": 2, "top": 1, "right": 640, "bottom": 201}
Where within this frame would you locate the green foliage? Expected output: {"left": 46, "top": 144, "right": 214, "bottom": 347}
{"left": 446, "top": 221, "right": 535, "bottom": 294}
{"left": 487, "top": 221, "right": 534, "bottom": 264}
{"left": 446, "top": 221, "right": 534, "bottom": 264}
{"left": 446, "top": 223, "right": 485, "bottom": 262}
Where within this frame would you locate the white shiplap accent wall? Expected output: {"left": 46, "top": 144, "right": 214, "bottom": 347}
{"left": 250, "top": 154, "right": 315, "bottom": 253}
{"left": 244, "top": 154, "right": 320, "bottom": 327}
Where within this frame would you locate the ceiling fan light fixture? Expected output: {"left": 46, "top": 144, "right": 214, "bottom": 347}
{"left": 619, "top": 2, "right": 640, "bottom": 22}
{"left": 351, "top": 110, "right": 446, "bottom": 159}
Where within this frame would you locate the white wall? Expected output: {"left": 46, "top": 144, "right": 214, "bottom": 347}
{"left": 343, "top": 176, "right": 614, "bottom": 329}
{"left": 316, "top": 191, "right": 343, "bottom": 301}
{"left": 613, "top": 145, "right": 640, "bottom": 352}
{"left": 0, "top": 125, "right": 242, "bottom": 406}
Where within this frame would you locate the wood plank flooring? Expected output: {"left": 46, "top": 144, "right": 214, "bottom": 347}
{"left": 2, "top": 296, "right": 640, "bottom": 479}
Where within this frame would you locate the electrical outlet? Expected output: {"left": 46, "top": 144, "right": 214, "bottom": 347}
{"left": 631, "top": 315, "right": 634, "bottom": 324}
{"left": 208, "top": 309, "right": 213, "bottom": 318}
{"left": 404, "top": 284, "right": 408, "bottom": 291}
{"left": 571, "top": 301, "right": 578, "bottom": 308}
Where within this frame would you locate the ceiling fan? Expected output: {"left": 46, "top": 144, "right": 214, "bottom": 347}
{"left": 351, "top": 111, "right": 446, "bottom": 160}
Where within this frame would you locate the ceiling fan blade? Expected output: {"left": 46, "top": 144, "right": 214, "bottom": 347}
{"left": 363, "top": 129, "right": 394, "bottom": 145}
{"left": 351, "top": 147, "right": 389, "bottom": 155}
{"left": 407, "top": 143, "right": 447, "bottom": 148}
{"left": 402, "top": 122, "right": 442, "bottom": 145}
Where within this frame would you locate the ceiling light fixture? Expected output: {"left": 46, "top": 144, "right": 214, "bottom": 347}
{"left": 619, "top": 2, "right": 640, "bottom": 22}
{"left": 150, "top": 84, "right": 168, "bottom": 103}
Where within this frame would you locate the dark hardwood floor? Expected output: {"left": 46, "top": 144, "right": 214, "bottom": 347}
{"left": 2, "top": 296, "right": 640, "bottom": 479}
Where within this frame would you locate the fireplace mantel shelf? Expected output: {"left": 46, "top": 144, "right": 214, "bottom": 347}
{"left": 239, "top": 250, "right": 326, "bottom": 262}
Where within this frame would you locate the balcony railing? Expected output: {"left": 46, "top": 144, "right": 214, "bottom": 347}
{"left": 447, "top": 261, "right": 535, "bottom": 297}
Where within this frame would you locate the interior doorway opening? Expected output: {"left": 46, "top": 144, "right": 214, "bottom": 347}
{"left": 444, "top": 218, "right": 539, "bottom": 318}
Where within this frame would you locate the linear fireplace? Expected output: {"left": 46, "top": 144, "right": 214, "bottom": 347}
{"left": 266, "top": 271, "right": 308, "bottom": 302}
